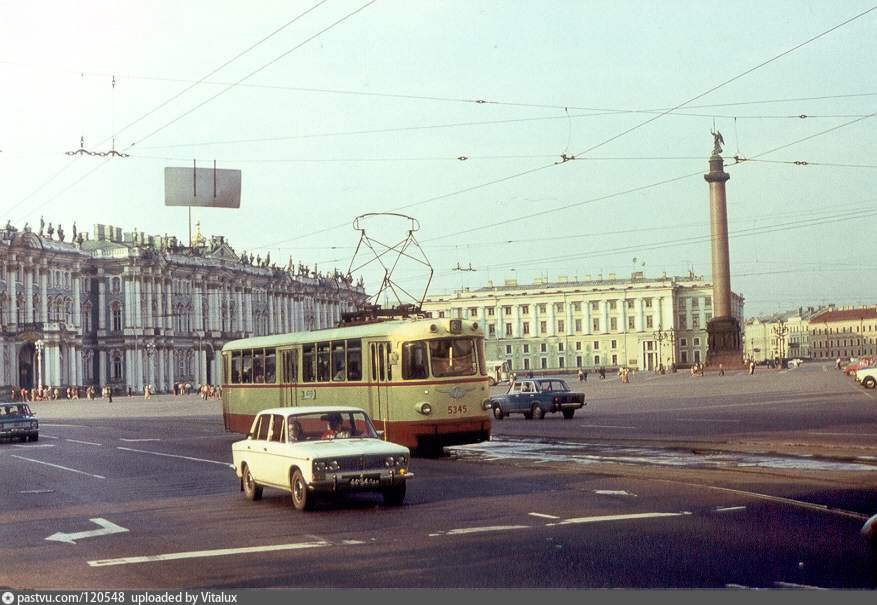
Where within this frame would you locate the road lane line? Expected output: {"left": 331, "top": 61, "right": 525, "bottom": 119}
{"left": 528, "top": 513, "right": 560, "bottom": 519}
{"left": 41, "top": 435, "right": 59, "bottom": 439}
{"left": 429, "top": 525, "right": 530, "bottom": 537}
{"left": 119, "top": 438, "right": 161, "bottom": 442}
{"left": 546, "top": 512, "right": 691, "bottom": 527}
{"left": 677, "top": 419, "right": 740, "bottom": 423}
{"left": 89, "top": 540, "right": 332, "bottom": 567}
{"left": 42, "top": 424, "right": 90, "bottom": 428}
{"left": 10, "top": 455, "right": 106, "bottom": 479}
{"left": 66, "top": 439, "right": 103, "bottom": 446}
{"left": 20, "top": 489, "right": 55, "bottom": 494}
{"left": 594, "top": 490, "right": 637, "bottom": 497}
{"left": 12, "top": 444, "right": 55, "bottom": 448}
{"left": 774, "top": 582, "right": 827, "bottom": 590}
{"left": 580, "top": 424, "right": 637, "bottom": 429}
{"left": 117, "top": 446, "right": 234, "bottom": 468}
{"left": 714, "top": 506, "right": 746, "bottom": 513}
{"left": 809, "top": 432, "right": 877, "bottom": 437}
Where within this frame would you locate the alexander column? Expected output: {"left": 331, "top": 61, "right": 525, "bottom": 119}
{"left": 704, "top": 131, "right": 743, "bottom": 368}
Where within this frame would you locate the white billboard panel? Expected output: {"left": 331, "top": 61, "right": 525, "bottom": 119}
{"left": 164, "top": 167, "right": 241, "bottom": 208}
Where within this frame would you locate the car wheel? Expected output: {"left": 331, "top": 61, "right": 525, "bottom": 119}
{"left": 488, "top": 377, "right": 496, "bottom": 387}
{"left": 493, "top": 405, "right": 504, "bottom": 420}
{"left": 532, "top": 404, "right": 544, "bottom": 420}
{"left": 291, "top": 469, "right": 313, "bottom": 511}
{"left": 30, "top": 433, "right": 39, "bottom": 442}
{"left": 383, "top": 482, "right": 406, "bottom": 506}
{"left": 562, "top": 409, "right": 575, "bottom": 420}
{"left": 864, "top": 377, "right": 877, "bottom": 389}
{"left": 242, "top": 464, "right": 262, "bottom": 501}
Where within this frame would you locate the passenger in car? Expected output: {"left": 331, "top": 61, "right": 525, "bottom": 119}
{"left": 289, "top": 420, "right": 304, "bottom": 442}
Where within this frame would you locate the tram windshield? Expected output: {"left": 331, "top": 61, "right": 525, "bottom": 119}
{"left": 429, "top": 338, "right": 478, "bottom": 377}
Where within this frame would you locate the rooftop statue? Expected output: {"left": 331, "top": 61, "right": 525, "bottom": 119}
{"left": 711, "top": 129, "right": 725, "bottom": 156}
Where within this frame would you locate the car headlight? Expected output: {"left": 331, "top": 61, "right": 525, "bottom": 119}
{"left": 313, "top": 460, "right": 327, "bottom": 472}
{"left": 327, "top": 460, "right": 340, "bottom": 472}
{"left": 385, "top": 456, "right": 396, "bottom": 467}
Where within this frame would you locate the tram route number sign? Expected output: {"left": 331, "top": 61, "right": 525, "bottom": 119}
{"left": 164, "top": 167, "right": 242, "bottom": 208}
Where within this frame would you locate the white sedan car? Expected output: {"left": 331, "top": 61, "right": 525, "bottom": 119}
{"left": 232, "top": 406, "right": 412, "bottom": 510}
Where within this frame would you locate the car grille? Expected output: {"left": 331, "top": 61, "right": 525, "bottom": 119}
{"left": 336, "top": 455, "right": 386, "bottom": 472}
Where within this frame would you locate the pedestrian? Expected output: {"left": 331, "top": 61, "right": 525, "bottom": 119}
{"left": 583, "top": 369, "right": 588, "bottom": 382}
{"left": 699, "top": 364, "right": 704, "bottom": 377}
{"left": 577, "top": 369, "right": 584, "bottom": 382}
{"left": 719, "top": 363, "right": 724, "bottom": 376}
{"left": 836, "top": 357, "right": 842, "bottom": 370}
{"left": 599, "top": 366, "right": 606, "bottom": 379}
{"left": 106, "top": 386, "right": 113, "bottom": 403}
{"left": 748, "top": 360, "right": 755, "bottom": 375}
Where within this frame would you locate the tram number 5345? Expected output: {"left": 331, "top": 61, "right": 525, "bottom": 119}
{"left": 447, "top": 405, "right": 468, "bottom": 415}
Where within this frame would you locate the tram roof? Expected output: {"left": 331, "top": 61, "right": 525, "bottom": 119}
{"left": 221, "top": 317, "right": 474, "bottom": 352}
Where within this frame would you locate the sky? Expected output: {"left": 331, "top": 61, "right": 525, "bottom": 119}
{"left": 1, "top": 0, "right": 875, "bottom": 317}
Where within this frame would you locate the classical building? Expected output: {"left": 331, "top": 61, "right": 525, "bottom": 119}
{"left": 0, "top": 222, "right": 365, "bottom": 393}
{"left": 742, "top": 307, "right": 821, "bottom": 362}
{"left": 808, "top": 306, "right": 877, "bottom": 360}
{"left": 423, "top": 272, "right": 744, "bottom": 372}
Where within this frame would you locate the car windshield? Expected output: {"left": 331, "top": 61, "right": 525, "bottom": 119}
{"left": 1, "top": 404, "right": 31, "bottom": 416}
{"left": 286, "top": 411, "right": 378, "bottom": 442}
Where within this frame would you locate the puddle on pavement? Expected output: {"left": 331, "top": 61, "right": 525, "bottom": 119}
{"left": 448, "top": 437, "right": 877, "bottom": 472}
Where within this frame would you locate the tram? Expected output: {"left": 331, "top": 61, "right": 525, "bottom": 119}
{"left": 221, "top": 317, "right": 492, "bottom": 452}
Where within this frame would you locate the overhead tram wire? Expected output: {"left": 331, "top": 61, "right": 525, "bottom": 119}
{"left": 7, "top": 0, "right": 378, "bottom": 221}
{"left": 250, "top": 6, "right": 876, "bottom": 252}
{"left": 2, "top": 0, "right": 331, "bottom": 219}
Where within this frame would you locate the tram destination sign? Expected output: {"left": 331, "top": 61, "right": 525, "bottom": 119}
{"left": 164, "top": 167, "right": 242, "bottom": 208}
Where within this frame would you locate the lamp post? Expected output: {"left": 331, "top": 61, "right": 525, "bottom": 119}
{"left": 654, "top": 328, "right": 674, "bottom": 372}
{"left": 34, "top": 339, "right": 44, "bottom": 389}
{"left": 772, "top": 320, "right": 789, "bottom": 364}
{"left": 145, "top": 340, "right": 156, "bottom": 391}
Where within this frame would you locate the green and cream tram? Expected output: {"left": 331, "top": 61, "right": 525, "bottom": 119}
{"left": 221, "top": 318, "right": 492, "bottom": 452}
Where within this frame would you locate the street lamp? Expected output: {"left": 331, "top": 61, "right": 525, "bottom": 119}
{"left": 772, "top": 320, "right": 789, "bottom": 363}
{"left": 34, "top": 339, "right": 44, "bottom": 389}
{"left": 654, "top": 328, "right": 674, "bottom": 372}
{"left": 145, "top": 340, "right": 156, "bottom": 392}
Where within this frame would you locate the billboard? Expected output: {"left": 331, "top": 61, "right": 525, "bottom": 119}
{"left": 164, "top": 167, "right": 241, "bottom": 208}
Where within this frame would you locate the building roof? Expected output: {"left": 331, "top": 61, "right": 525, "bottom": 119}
{"left": 810, "top": 308, "right": 877, "bottom": 323}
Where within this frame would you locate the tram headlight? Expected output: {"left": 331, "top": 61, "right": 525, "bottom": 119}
{"left": 416, "top": 402, "right": 432, "bottom": 416}
{"left": 481, "top": 399, "right": 492, "bottom": 411}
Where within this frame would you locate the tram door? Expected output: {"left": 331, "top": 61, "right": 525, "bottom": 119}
{"left": 369, "top": 342, "right": 391, "bottom": 438}
{"left": 280, "top": 349, "right": 298, "bottom": 407}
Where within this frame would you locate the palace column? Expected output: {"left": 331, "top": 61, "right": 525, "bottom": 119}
{"left": 24, "top": 266, "right": 33, "bottom": 322}
{"left": 40, "top": 270, "right": 48, "bottom": 323}
{"left": 8, "top": 262, "right": 17, "bottom": 328}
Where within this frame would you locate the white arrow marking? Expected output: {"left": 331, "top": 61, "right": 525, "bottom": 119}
{"left": 46, "top": 518, "right": 128, "bottom": 544}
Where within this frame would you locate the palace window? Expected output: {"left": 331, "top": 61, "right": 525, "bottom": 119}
{"left": 111, "top": 302, "right": 122, "bottom": 332}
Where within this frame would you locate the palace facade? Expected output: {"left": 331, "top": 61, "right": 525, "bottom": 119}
{"left": 0, "top": 222, "right": 365, "bottom": 393}
{"left": 423, "top": 272, "right": 744, "bottom": 372}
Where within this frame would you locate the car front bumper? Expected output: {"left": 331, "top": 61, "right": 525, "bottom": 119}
{"left": 310, "top": 470, "right": 413, "bottom": 493}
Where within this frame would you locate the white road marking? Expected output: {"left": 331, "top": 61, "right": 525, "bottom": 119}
{"left": 46, "top": 518, "right": 128, "bottom": 544}
{"left": 19, "top": 489, "right": 55, "bottom": 494}
{"left": 774, "top": 582, "right": 827, "bottom": 590}
{"left": 528, "top": 512, "right": 560, "bottom": 519}
{"left": 41, "top": 424, "right": 90, "bottom": 428}
{"left": 579, "top": 424, "right": 637, "bottom": 429}
{"left": 66, "top": 439, "right": 102, "bottom": 446}
{"left": 594, "top": 490, "right": 637, "bottom": 497}
{"left": 12, "top": 444, "right": 55, "bottom": 448}
{"left": 725, "top": 584, "right": 754, "bottom": 590}
{"left": 677, "top": 418, "right": 740, "bottom": 423}
{"left": 119, "top": 438, "right": 161, "bottom": 442}
{"left": 10, "top": 455, "right": 106, "bottom": 479}
{"left": 714, "top": 506, "right": 746, "bottom": 513}
{"left": 40, "top": 434, "right": 59, "bottom": 440}
{"left": 117, "top": 446, "right": 234, "bottom": 468}
{"left": 89, "top": 541, "right": 332, "bottom": 567}
{"left": 546, "top": 512, "right": 692, "bottom": 527}
{"left": 429, "top": 525, "right": 530, "bottom": 537}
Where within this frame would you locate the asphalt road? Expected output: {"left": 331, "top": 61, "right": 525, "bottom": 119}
{"left": 1, "top": 361, "right": 875, "bottom": 589}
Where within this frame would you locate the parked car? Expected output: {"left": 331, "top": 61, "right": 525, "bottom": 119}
{"left": 0, "top": 403, "right": 39, "bottom": 442}
{"left": 490, "top": 378, "right": 585, "bottom": 420}
{"left": 845, "top": 359, "right": 875, "bottom": 377}
{"left": 856, "top": 367, "right": 877, "bottom": 389}
{"left": 788, "top": 358, "right": 804, "bottom": 368}
{"left": 231, "top": 406, "right": 412, "bottom": 511}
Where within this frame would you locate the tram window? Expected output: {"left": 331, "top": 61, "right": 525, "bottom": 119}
{"left": 429, "top": 338, "right": 477, "bottom": 377}
{"left": 402, "top": 342, "right": 428, "bottom": 379}
{"left": 253, "top": 349, "right": 264, "bottom": 383}
{"left": 265, "top": 349, "right": 276, "bottom": 384}
{"left": 317, "top": 342, "right": 331, "bottom": 382}
{"left": 231, "top": 352, "right": 241, "bottom": 383}
{"left": 371, "top": 345, "right": 377, "bottom": 381}
{"left": 347, "top": 339, "right": 362, "bottom": 381}
{"left": 303, "top": 344, "right": 315, "bottom": 383}
{"left": 386, "top": 343, "right": 392, "bottom": 381}
{"left": 476, "top": 340, "right": 486, "bottom": 376}
{"left": 378, "top": 345, "right": 386, "bottom": 381}
{"left": 242, "top": 351, "right": 253, "bottom": 384}
{"left": 331, "top": 341, "right": 346, "bottom": 381}
{"left": 282, "top": 350, "right": 297, "bottom": 383}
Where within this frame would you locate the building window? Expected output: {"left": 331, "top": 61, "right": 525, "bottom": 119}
{"left": 523, "top": 322, "right": 530, "bottom": 335}
{"left": 591, "top": 301, "right": 599, "bottom": 311}
{"left": 694, "top": 338, "right": 701, "bottom": 346}
{"left": 558, "top": 357, "right": 565, "bottom": 368}
{"left": 611, "top": 340, "right": 617, "bottom": 349}
{"left": 576, "top": 356, "right": 582, "bottom": 367}
{"left": 694, "top": 350, "right": 701, "bottom": 363}
{"left": 692, "top": 315, "right": 700, "bottom": 328}
{"left": 608, "top": 300, "right": 616, "bottom": 311}
{"left": 554, "top": 302, "right": 564, "bottom": 312}
{"left": 573, "top": 302, "right": 581, "bottom": 312}
{"left": 541, "top": 357, "right": 548, "bottom": 369}
{"left": 523, "top": 344, "right": 530, "bottom": 354}
{"left": 557, "top": 320, "right": 565, "bottom": 333}
{"left": 646, "top": 316, "right": 653, "bottom": 329}
{"left": 592, "top": 318, "right": 600, "bottom": 332}
{"left": 575, "top": 341, "right": 582, "bottom": 351}
{"left": 627, "top": 299, "right": 635, "bottom": 309}
{"left": 558, "top": 342, "right": 565, "bottom": 352}
{"left": 112, "top": 354, "right": 123, "bottom": 380}
{"left": 645, "top": 299, "right": 653, "bottom": 308}
{"left": 678, "top": 315, "right": 687, "bottom": 329}
{"left": 487, "top": 308, "right": 495, "bottom": 317}
{"left": 540, "top": 343, "right": 547, "bottom": 353}
{"left": 468, "top": 307, "right": 478, "bottom": 318}
{"left": 505, "top": 323, "right": 513, "bottom": 337}
{"left": 681, "top": 351, "right": 688, "bottom": 363}
{"left": 575, "top": 319, "right": 582, "bottom": 332}
{"left": 521, "top": 305, "right": 529, "bottom": 315}
{"left": 680, "top": 338, "right": 687, "bottom": 347}
{"left": 611, "top": 354, "right": 617, "bottom": 365}
{"left": 505, "top": 345, "right": 512, "bottom": 354}
{"left": 691, "top": 298, "right": 699, "bottom": 308}
{"left": 538, "top": 304, "right": 547, "bottom": 313}
{"left": 593, "top": 341, "right": 600, "bottom": 350}
{"left": 438, "top": 311, "right": 445, "bottom": 318}
{"left": 488, "top": 324, "right": 496, "bottom": 337}
{"left": 523, "top": 358, "right": 531, "bottom": 370}
{"left": 111, "top": 302, "right": 122, "bottom": 332}
{"left": 594, "top": 355, "right": 600, "bottom": 365}
{"left": 610, "top": 317, "right": 617, "bottom": 331}
{"left": 503, "top": 306, "right": 512, "bottom": 315}
{"left": 628, "top": 316, "right": 635, "bottom": 330}
{"left": 540, "top": 321, "right": 547, "bottom": 334}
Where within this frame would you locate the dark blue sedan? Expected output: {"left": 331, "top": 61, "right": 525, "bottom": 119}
{"left": 490, "top": 378, "right": 585, "bottom": 420}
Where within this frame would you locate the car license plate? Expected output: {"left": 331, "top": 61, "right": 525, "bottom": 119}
{"left": 350, "top": 475, "right": 380, "bottom": 487}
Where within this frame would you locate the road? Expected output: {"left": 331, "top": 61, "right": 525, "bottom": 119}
{"left": 1, "top": 361, "right": 875, "bottom": 589}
